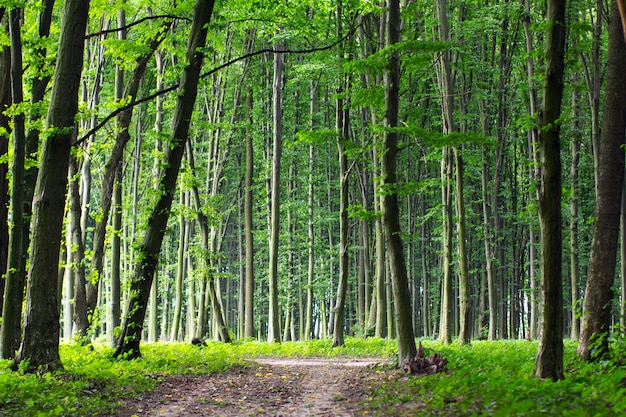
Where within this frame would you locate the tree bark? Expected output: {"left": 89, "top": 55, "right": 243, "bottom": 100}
{"left": 17, "top": 0, "right": 90, "bottom": 371}
{"left": 382, "top": 0, "right": 417, "bottom": 366}
{"left": 578, "top": 0, "right": 626, "bottom": 361}
{"left": 1, "top": 7, "right": 26, "bottom": 359}
{"left": 68, "top": 155, "right": 89, "bottom": 339}
{"left": 114, "top": 0, "right": 215, "bottom": 359}
{"left": 534, "top": 0, "right": 566, "bottom": 381}
{"left": 267, "top": 39, "right": 283, "bottom": 343}
{"left": 244, "top": 87, "right": 255, "bottom": 339}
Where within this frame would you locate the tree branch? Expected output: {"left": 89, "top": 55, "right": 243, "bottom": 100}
{"left": 85, "top": 15, "right": 189, "bottom": 39}
{"left": 73, "top": 25, "right": 358, "bottom": 146}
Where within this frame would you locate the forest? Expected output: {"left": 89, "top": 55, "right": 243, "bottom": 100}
{"left": 0, "top": 0, "right": 625, "bottom": 399}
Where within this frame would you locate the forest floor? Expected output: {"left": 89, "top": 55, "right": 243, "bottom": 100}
{"left": 110, "top": 357, "right": 394, "bottom": 417}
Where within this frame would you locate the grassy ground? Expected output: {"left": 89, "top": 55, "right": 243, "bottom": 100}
{"left": 0, "top": 338, "right": 624, "bottom": 416}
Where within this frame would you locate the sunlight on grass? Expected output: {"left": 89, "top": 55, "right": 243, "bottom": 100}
{"left": 367, "top": 339, "right": 626, "bottom": 416}
{"left": 0, "top": 338, "right": 624, "bottom": 416}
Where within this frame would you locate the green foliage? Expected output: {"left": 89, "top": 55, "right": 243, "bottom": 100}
{"left": 366, "top": 340, "right": 626, "bottom": 416}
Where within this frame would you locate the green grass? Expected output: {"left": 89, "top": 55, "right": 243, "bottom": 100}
{"left": 0, "top": 337, "right": 396, "bottom": 416}
{"left": 0, "top": 338, "right": 624, "bottom": 416}
{"left": 367, "top": 339, "right": 626, "bottom": 416}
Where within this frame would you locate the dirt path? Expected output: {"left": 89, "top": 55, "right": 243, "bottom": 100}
{"left": 112, "top": 358, "right": 391, "bottom": 417}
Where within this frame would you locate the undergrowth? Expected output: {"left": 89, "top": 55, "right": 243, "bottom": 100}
{"left": 0, "top": 338, "right": 623, "bottom": 416}
{"left": 367, "top": 339, "right": 626, "bottom": 416}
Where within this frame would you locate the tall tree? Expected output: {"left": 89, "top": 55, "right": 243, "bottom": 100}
{"left": 17, "top": 0, "right": 91, "bottom": 371}
{"left": 534, "top": 0, "right": 566, "bottom": 380}
{"left": 1, "top": 6, "right": 26, "bottom": 359}
{"left": 577, "top": 0, "right": 626, "bottom": 361}
{"left": 267, "top": 39, "right": 284, "bottom": 343}
{"left": 382, "top": 0, "right": 417, "bottom": 366}
{"left": 244, "top": 87, "right": 255, "bottom": 339}
{"left": 332, "top": 4, "right": 350, "bottom": 346}
{"left": 114, "top": 0, "right": 216, "bottom": 359}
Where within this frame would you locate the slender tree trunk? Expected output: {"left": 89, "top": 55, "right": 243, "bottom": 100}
{"left": 440, "top": 148, "right": 453, "bottom": 344}
{"left": 267, "top": 39, "right": 283, "bottom": 343}
{"left": 114, "top": 0, "right": 215, "bottom": 359}
{"left": 373, "top": 148, "right": 387, "bottom": 338}
{"left": 1, "top": 7, "right": 26, "bottom": 358}
{"left": 481, "top": 147, "right": 497, "bottom": 340}
{"left": 421, "top": 198, "right": 430, "bottom": 337}
{"left": 570, "top": 75, "right": 581, "bottom": 340}
{"left": 578, "top": 0, "right": 626, "bottom": 361}
{"left": 332, "top": 79, "right": 350, "bottom": 348}
{"left": 534, "top": 0, "right": 566, "bottom": 380}
{"left": 17, "top": 0, "right": 90, "bottom": 371}
{"left": 244, "top": 88, "right": 255, "bottom": 339}
{"left": 68, "top": 155, "right": 89, "bottom": 339}
{"left": 621, "top": 185, "right": 626, "bottom": 335}
{"left": 455, "top": 148, "right": 471, "bottom": 344}
{"left": 171, "top": 190, "right": 187, "bottom": 342}
{"left": 304, "top": 92, "right": 315, "bottom": 339}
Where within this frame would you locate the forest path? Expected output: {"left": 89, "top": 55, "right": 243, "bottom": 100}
{"left": 113, "top": 357, "right": 391, "bottom": 417}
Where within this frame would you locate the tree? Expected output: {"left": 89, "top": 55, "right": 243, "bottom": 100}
{"left": 577, "top": 0, "right": 626, "bottom": 361}
{"left": 534, "top": 0, "right": 567, "bottom": 381}
{"left": 114, "top": 0, "right": 216, "bottom": 359}
{"left": 1, "top": 6, "right": 26, "bottom": 359}
{"left": 382, "top": 0, "right": 417, "bottom": 366}
{"left": 17, "top": 0, "right": 91, "bottom": 371}
{"left": 244, "top": 87, "right": 255, "bottom": 339}
{"left": 267, "top": 39, "right": 284, "bottom": 344}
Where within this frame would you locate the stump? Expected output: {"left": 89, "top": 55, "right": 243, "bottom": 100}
{"left": 403, "top": 342, "right": 447, "bottom": 375}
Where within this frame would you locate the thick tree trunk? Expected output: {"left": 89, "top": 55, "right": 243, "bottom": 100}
{"left": 17, "top": 0, "right": 90, "bottom": 371}
{"left": 578, "top": 0, "right": 626, "bottom": 361}
{"left": 534, "top": 0, "right": 566, "bottom": 381}
{"left": 114, "top": 0, "right": 215, "bottom": 359}
{"left": 382, "top": 0, "right": 417, "bottom": 366}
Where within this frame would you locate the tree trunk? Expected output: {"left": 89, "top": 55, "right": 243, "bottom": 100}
{"left": 171, "top": 190, "right": 187, "bottom": 342}
{"left": 332, "top": 78, "right": 350, "bottom": 348}
{"left": 455, "top": 148, "right": 471, "bottom": 344}
{"left": 1, "top": 7, "right": 26, "bottom": 359}
{"left": 0, "top": 16, "right": 9, "bottom": 317}
{"left": 3, "top": 0, "right": 55, "bottom": 350}
{"left": 267, "top": 39, "right": 284, "bottom": 343}
{"left": 439, "top": 148, "right": 453, "bottom": 344}
{"left": 244, "top": 88, "right": 255, "bottom": 339}
{"left": 68, "top": 155, "right": 89, "bottom": 339}
{"left": 382, "top": 0, "right": 417, "bottom": 366}
{"left": 114, "top": 0, "right": 215, "bottom": 359}
{"left": 534, "top": 0, "right": 566, "bottom": 381}
{"left": 17, "top": 0, "right": 90, "bottom": 371}
{"left": 569, "top": 74, "right": 581, "bottom": 340}
{"left": 578, "top": 0, "right": 626, "bottom": 361}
